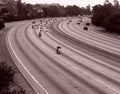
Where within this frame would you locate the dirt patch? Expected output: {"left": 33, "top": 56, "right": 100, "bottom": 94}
{"left": 0, "top": 26, "right": 35, "bottom": 94}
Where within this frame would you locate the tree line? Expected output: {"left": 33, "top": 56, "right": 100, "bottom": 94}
{"left": 0, "top": 0, "right": 91, "bottom": 22}
{"left": 92, "top": 0, "right": 120, "bottom": 34}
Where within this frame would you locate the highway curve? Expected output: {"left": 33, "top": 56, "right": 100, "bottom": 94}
{"left": 6, "top": 17, "right": 120, "bottom": 94}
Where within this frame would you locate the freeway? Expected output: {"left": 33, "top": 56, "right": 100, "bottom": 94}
{"left": 6, "top": 17, "right": 120, "bottom": 94}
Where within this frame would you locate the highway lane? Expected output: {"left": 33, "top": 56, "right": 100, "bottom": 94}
{"left": 6, "top": 17, "right": 120, "bottom": 94}
{"left": 47, "top": 18, "right": 119, "bottom": 93}
{"left": 59, "top": 20, "right": 120, "bottom": 55}
{"left": 6, "top": 22, "right": 49, "bottom": 94}
{"left": 28, "top": 26, "right": 116, "bottom": 94}
{"left": 58, "top": 18, "right": 120, "bottom": 72}
{"left": 27, "top": 19, "right": 120, "bottom": 93}
{"left": 73, "top": 18, "right": 120, "bottom": 48}
{"left": 34, "top": 28, "right": 120, "bottom": 94}
{"left": 44, "top": 25, "right": 120, "bottom": 80}
{"left": 7, "top": 20, "right": 85, "bottom": 94}
{"left": 50, "top": 20, "right": 120, "bottom": 70}
{"left": 56, "top": 19, "right": 120, "bottom": 71}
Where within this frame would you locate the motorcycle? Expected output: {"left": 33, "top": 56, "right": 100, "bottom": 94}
{"left": 56, "top": 46, "right": 61, "bottom": 54}
{"left": 39, "top": 32, "right": 42, "bottom": 37}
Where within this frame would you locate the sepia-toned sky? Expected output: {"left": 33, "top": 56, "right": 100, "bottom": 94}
{"left": 23, "top": 0, "right": 114, "bottom": 7}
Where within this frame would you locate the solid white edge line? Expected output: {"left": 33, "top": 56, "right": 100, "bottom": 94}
{"left": 6, "top": 26, "right": 48, "bottom": 94}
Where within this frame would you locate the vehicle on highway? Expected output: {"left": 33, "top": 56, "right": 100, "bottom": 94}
{"left": 77, "top": 22, "right": 80, "bottom": 25}
{"left": 46, "top": 28, "right": 48, "bottom": 32}
{"left": 83, "top": 26, "right": 88, "bottom": 30}
{"left": 39, "top": 32, "right": 42, "bottom": 37}
{"left": 0, "top": 19, "right": 5, "bottom": 30}
{"left": 67, "top": 22, "right": 69, "bottom": 24}
{"left": 86, "top": 23, "right": 90, "bottom": 26}
{"left": 32, "top": 21, "right": 36, "bottom": 29}
{"left": 56, "top": 46, "right": 61, "bottom": 54}
{"left": 69, "top": 20, "right": 72, "bottom": 22}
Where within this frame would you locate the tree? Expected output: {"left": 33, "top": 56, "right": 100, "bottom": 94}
{"left": 17, "top": 0, "right": 23, "bottom": 16}
{"left": 0, "top": 62, "right": 26, "bottom": 94}
{"left": 24, "top": 4, "right": 34, "bottom": 15}
{"left": 65, "top": 6, "right": 74, "bottom": 16}
{"left": 43, "top": 5, "right": 59, "bottom": 17}
{"left": 17, "top": 0, "right": 28, "bottom": 20}
{"left": 113, "top": 0, "right": 120, "bottom": 8}
{"left": 104, "top": 0, "right": 110, "bottom": 5}
{"left": 86, "top": 4, "right": 91, "bottom": 15}
{"left": 92, "top": 0, "right": 120, "bottom": 34}
{"left": 58, "top": 6, "right": 66, "bottom": 17}
{"left": 6, "top": 1, "right": 15, "bottom": 15}
{"left": 105, "top": 13, "right": 120, "bottom": 33}
{"left": 0, "top": 8, "right": 8, "bottom": 15}
{"left": 0, "top": 62, "right": 15, "bottom": 92}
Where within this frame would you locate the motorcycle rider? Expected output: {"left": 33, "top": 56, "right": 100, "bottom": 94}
{"left": 56, "top": 46, "right": 61, "bottom": 54}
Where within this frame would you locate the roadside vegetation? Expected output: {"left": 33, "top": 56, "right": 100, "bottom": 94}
{"left": 0, "top": 0, "right": 91, "bottom": 22}
{"left": 0, "top": 62, "right": 26, "bottom": 94}
{"left": 92, "top": 0, "right": 120, "bottom": 34}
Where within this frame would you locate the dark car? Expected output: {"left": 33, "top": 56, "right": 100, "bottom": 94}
{"left": 86, "top": 23, "right": 90, "bottom": 26}
{"left": 0, "top": 19, "right": 5, "bottom": 30}
{"left": 67, "top": 22, "right": 69, "bottom": 24}
{"left": 69, "top": 20, "right": 72, "bottom": 22}
{"left": 83, "top": 26, "right": 88, "bottom": 30}
{"left": 77, "top": 22, "right": 80, "bottom": 25}
{"left": 80, "top": 20, "right": 82, "bottom": 22}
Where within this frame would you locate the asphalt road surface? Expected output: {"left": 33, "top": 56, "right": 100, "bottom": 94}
{"left": 6, "top": 17, "right": 120, "bottom": 94}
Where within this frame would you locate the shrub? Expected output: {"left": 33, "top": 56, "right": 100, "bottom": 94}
{"left": 92, "top": 14, "right": 107, "bottom": 26}
{"left": 105, "top": 14, "right": 120, "bottom": 34}
{"left": 0, "top": 62, "right": 26, "bottom": 94}
{"left": 0, "top": 19, "right": 5, "bottom": 30}
{"left": 2, "top": 15, "right": 17, "bottom": 22}
{"left": 0, "top": 62, "right": 15, "bottom": 92}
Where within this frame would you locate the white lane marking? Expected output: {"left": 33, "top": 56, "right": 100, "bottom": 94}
{"left": 47, "top": 27, "right": 120, "bottom": 73}
{"left": 59, "top": 21, "right": 120, "bottom": 55}
{"left": 57, "top": 21, "right": 120, "bottom": 94}
{"left": 7, "top": 27, "right": 48, "bottom": 94}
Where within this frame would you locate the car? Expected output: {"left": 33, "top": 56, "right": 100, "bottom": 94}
{"left": 83, "top": 26, "right": 88, "bottom": 30}
{"left": 77, "top": 22, "right": 80, "bottom": 25}
{"left": 86, "top": 23, "right": 90, "bottom": 26}
{"left": 0, "top": 19, "right": 5, "bottom": 30}
{"left": 69, "top": 20, "right": 72, "bottom": 22}
{"left": 32, "top": 21, "right": 36, "bottom": 24}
